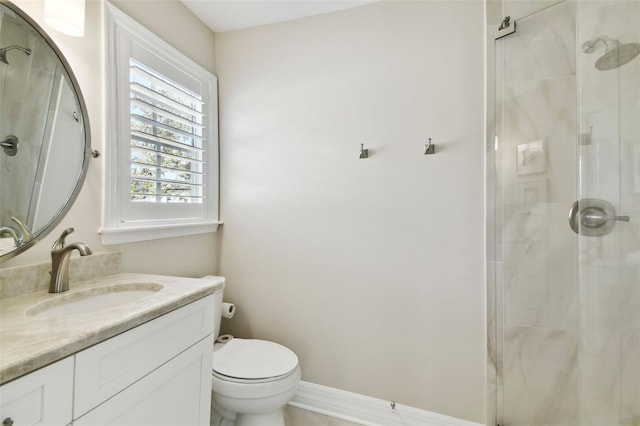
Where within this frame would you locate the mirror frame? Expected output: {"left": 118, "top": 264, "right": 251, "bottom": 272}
{"left": 0, "top": 0, "right": 92, "bottom": 262}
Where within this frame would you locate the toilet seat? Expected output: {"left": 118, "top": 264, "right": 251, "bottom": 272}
{"left": 213, "top": 338, "right": 299, "bottom": 383}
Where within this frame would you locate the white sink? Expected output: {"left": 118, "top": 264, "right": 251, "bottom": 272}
{"left": 27, "top": 283, "right": 163, "bottom": 317}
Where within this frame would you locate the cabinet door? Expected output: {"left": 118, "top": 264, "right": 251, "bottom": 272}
{"left": 74, "top": 336, "right": 213, "bottom": 426}
{"left": 74, "top": 294, "right": 214, "bottom": 417}
{"left": 0, "top": 357, "right": 73, "bottom": 426}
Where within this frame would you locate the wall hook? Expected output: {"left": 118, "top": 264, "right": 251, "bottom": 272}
{"left": 424, "top": 138, "right": 435, "bottom": 155}
{"left": 1, "top": 135, "right": 18, "bottom": 156}
{"left": 359, "top": 143, "right": 369, "bottom": 159}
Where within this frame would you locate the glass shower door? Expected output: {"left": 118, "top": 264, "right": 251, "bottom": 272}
{"left": 493, "top": 2, "right": 580, "bottom": 424}
{"left": 492, "top": 0, "right": 640, "bottom": 424}
{"left": 576, "top": 1, "right": 640, "bottom": 424}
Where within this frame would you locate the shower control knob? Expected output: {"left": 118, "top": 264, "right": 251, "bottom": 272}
{"left": 569, "top": 198, "right": 630, "bottom": 237}
{"left": 3, "top": 417, "right": 14, "bottom": 426}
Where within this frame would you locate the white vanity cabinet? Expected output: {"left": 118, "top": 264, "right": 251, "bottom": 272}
{"left": 74, "top": 337, "right": 212, "bottom": 426}
{"left": 0, "top": 294, "right": 214, "bottom": 426}
{"left": 73, "top": 294, "right": 214, "bottom": 425}
{"left": 0, "top": 357, "right": 74, "bottom": 426}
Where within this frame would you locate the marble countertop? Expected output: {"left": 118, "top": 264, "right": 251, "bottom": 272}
{"left": 0, "top": 273, "right": 225, "bottom": 385}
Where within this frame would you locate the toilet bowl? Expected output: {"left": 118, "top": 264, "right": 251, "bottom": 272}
{"left": 210, "top": 289, "right": 301, "bottom": 426}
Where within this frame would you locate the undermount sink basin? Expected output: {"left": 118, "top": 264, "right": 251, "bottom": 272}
{"left": 27, "top": 283, "right": 163, "bottom": 317}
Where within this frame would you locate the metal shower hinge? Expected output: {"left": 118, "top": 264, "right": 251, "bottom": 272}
{"left": 495, "top": 16, "right": 516, "bottom": 40}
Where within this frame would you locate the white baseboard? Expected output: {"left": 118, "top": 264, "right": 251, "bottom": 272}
{"left": 289, "top": 381, "right": 484, "bottom": 426}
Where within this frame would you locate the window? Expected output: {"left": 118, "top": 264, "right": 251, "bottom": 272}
{"left": 102, "top": 4, "right": 220, "bottom": 245}
{"left": 129, "top": 59, "right": 204, "bottom": 205}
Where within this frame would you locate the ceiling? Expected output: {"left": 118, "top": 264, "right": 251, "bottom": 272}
{"left": 180, "top": 0, "right": 378, "bottom": 33}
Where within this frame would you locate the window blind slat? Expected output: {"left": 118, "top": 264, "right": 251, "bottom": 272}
{"left": 131, "top": 83, "right": 203, "bottom": 117}
{"left": 131, "top": 131, "right": 205, "bottom": 153}
{"left": 130, "top": 167, "right": 202, "bottom": 184}
{"left": 130, "top": 64, "right": 203, "bottom": 107}
{"left": 131, "top": 115, "right": 204, "bottom": 142}
{"left": 131, "top": 161, "right": 204, "bottom": 175}
{"left": 131, "top": 145, "right": 204, "bottom": 165}
{"left": 130, "top": 176, "right": 202, "bottom": 186}
{"left": 132, "top": 194, "right": 203, "bottom": 199}
{"left": 131, "top": 195, "right": 203, "bottom": 203}
{"left": 131, "top": 98, "right": 202, "bottom": 128}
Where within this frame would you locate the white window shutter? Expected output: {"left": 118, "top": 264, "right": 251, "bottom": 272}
{"left": 102, "top": 4, "right": 220, "bottom": 245}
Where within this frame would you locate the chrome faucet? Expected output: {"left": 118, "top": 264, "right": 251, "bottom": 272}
{"left": 0, "top": 226, "right": 23, "bottom": 247}
{"left": 49, "top": 228, "right": 92, "bottom": 293}
{"left": 11, "top": 216, "right": 32, "bottom": 241}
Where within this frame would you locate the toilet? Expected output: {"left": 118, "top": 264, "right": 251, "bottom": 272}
{"left": 210, "top": 287, "right": 301, "bottom": 426}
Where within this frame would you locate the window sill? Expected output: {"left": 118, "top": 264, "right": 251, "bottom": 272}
{"left": 99, "top": 221, "right": 223, "bottom": 246}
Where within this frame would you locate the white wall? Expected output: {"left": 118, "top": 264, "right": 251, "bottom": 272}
{"left": 1, "top": 0, "right": 219, "bottom": 278}
{"left": 215, "top": 1, "right": 485, "bottom": 422}
{"left": 2, "top": 0, "right": 487, "bottom": 421}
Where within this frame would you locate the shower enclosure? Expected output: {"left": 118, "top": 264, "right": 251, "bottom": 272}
{"left": 487, "top": 1, "right": 640, "bottom": 425}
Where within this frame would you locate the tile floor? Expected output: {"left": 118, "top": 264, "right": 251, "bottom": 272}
{"left": 285, "top": 405, "right": 362, "bottom": 426}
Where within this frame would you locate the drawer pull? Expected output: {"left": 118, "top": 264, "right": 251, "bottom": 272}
{"left": 3, "top": 417, "right": 14, "bottom": 426}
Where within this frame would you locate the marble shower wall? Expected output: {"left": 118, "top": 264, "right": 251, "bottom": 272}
{"left": 488, "top": 0, "right": 640, "bottom": 425}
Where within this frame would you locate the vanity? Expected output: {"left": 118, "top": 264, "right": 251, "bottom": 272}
{"left": 0, "top": 2, "right": 223, "bottom": 424}
{"left": 0, "top": 258, "right": 224, "bottom": 425}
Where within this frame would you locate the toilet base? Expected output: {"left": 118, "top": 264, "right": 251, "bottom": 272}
{"left": 211, "top": 397, "right": 235, "bottom": 426}
{"left": 236, "top": 409, "right": 285, "bottom": 426}
{"left": 211, "top": 397, "right": 285, "bottom": 426}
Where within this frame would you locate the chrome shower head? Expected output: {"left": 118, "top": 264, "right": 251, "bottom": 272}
{"left": 595, "top": 43, "right": 640, "bottom": 70}
{"left": 0, "top": 45, "right": 32, "bottom": 65}
{"left": 581, "top": 36, "right": 640, "bottom": 70}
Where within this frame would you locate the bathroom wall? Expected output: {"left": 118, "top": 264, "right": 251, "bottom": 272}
{"left": 1, "top": 0, "right": 219, "bottom": 278}
{"left": 215, "top": 1, "right": 485, "bottom": 422}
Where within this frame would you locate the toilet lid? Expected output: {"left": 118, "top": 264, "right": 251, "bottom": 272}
{"left": 213, "top": 339, "right": 298, "bottom": 380}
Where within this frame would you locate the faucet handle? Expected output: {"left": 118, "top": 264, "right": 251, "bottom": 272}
{"left": 11, "top": 216, "right": 32, "bottom": 241}
{"left": 52, "top": 228, "right": 75, "bottom": 250}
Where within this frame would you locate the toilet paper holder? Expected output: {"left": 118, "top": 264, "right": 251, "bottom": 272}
{"left": 222, "top": 302, "right": 235, "bottom": 319}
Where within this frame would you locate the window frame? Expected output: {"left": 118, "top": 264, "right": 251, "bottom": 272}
{"left": 102, "top": 3, "right": 220, "bottom": 245}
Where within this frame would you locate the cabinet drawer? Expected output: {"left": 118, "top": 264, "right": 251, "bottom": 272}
{"left": 74, "top": 295, "right": 214, "bottom": 417}
{"left": 0, "top": 357, "right": 73, "bottom": 426}
{"left": 74, "top": 336, "right": 213, "bottom": 426}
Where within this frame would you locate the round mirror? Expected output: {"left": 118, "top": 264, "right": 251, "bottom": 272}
{"left": 0, "top": 0, "right": 91, "bottom": 262}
